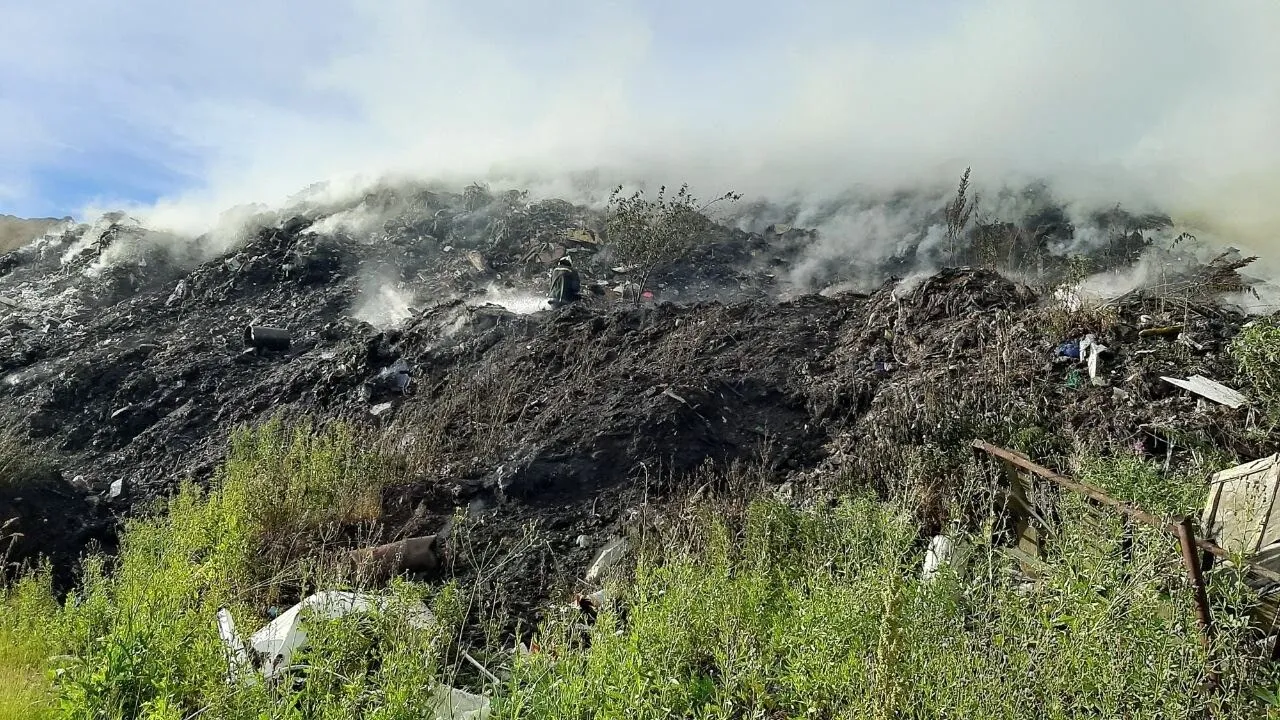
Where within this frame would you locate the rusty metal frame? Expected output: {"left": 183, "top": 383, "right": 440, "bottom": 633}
{"left": 972, "top": 440, "right": 1280, "bottom": 585}
{"left": 970, "top": 439, "right": 1273, "bottom": 689}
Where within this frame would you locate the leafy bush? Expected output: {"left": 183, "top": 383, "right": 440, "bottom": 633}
{"left": 605, "top": 184, "right": 740, "bottom": 305}
{"left": 1233, "top": 316, "right": 1280, "bottom": 420}
{"left": 0, "top": 420, "right": 443, "bottom": 720}
{"left": 497, "top": 495, "right": 1276, "bottom": 719}
{"left": 3, "top": 421, "right": 1276, "bottom": 719}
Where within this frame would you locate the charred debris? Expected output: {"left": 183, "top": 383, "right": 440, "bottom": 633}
{"left": 0, "top": 179, "right": 1275, "bottom": 615}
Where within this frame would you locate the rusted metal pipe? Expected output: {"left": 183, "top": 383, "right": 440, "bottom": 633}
{"left": 1176, "top": 517, "right": 1215, "bottom": 642}
{"left": 346, "top": 535, "right": 440, "bottom": 585}
{"left": 972, "top": 439, "right": 1280, "bottom": 584}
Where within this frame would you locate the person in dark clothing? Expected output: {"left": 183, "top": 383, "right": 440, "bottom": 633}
{"left": 548, "top": 256, "right": 581, "bottom": 306}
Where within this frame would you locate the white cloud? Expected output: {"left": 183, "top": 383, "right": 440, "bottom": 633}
{"left": 0, "top": 0, "right": 1277, "bottom": 261}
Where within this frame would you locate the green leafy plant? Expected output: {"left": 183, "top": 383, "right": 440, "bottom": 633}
{"left": 1233, "top": 316, "right": 1280, "bottom": 421}
{"left": 605, "top": 183, "right": 740, "bottom": 306}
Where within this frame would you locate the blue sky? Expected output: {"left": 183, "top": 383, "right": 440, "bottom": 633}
{"left": 1, "top": 1, "right": 1277, "bottom": 246}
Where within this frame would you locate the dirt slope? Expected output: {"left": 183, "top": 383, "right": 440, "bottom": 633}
{"left": 0, "top": 187, "right": 1272, "bottom": 624}
{"left": 0, "top": 214, "right": 68, "bottom": 253}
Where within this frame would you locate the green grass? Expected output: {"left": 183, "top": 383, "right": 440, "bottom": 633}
{"left": 0, "top": 419, "right": 446, "bottom": 720}
{"left": 1, "top": 421, "right": 1277, "bottom": 718}
{"left": 498, "top": 496, "right": 1277, "bottom": 719}
{"left": 1074, "top": 452, "right": 1210, "bottom": 518}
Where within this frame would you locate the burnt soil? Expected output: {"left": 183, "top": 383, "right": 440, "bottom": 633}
{"left": 1, "top": 185, "right": 1275, "bottom": 631}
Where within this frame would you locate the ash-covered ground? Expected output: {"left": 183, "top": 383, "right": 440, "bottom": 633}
{"left": 1, "top": 180, "right": 1275, "bottom": 627}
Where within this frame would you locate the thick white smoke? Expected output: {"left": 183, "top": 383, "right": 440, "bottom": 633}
{"left": 1, "top": 1, "right": 1277, "bottom": 271}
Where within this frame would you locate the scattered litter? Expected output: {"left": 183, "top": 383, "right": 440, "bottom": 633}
{"left": 586, "top": 537, "right": 631, "bottom": 583}
{"left": 443, "top": 245, "right": 454, "bottom": 253}
{"left": 365, "top": 358, "right": 413, "bottom": 401}
{"left": 107, "top": 479, "right": 125, "bottom": 500}
{"left": 922, "top": 534, "right": 967, "bottom": 582}
{"left": 465, "top": 251, "right": 486, "bottom": 272}
{"left": 0, "top": 295, "right": 21, "bottom": 310}
{"left": 382, "top": 358, "right": 412, "bottom": 392}
{"left": 347, "top": 535, "right": 441, "bottom": 584}
{"left": 244, "top": 591, "right": 437, "bottom": 679}
{"left": 662, "top": 387, "right": 689, "bottom": 405}
{"left": 216, "top": 608, "right": 253, "bottom": 682}
{"left": 164, "top": 280, "right": 188, "bottom": 307}
{"left": 1079, "top": 334, "right": 1109, "bottom": 386}
{"left": 1139, "top": 325, "right": 1182, "bottom": 338}
{"left": 1055, "top": 340, "right": 1080, "bottom": 359}
{"left": 611, "top": 264, "right": 639, "bottom": 274}
{"left": 1180, "top": 334, "right": 1206, "bottom": 352}
{"left": 1161, "top": 375, "right": 1249, "bottom": 409}
{"left": 575, "top": 534, "right": 589, "bottom": 548}
{"left": 370, "top": 401, "right": 394, "bottom": 417}
{"left": 574, "top": 589, "right": 607, "bottom": 617}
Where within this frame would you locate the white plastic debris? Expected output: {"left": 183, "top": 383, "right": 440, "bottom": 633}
{"left": 107, "top": 479, "right": 125, "bottom": 499}
{"left": 922, "top": 535, "right": 954, "bottom": 582}
{"left": 165, "top": 280, "right": 188, "bottom": 308}
{"left": 922, "top": 534, "right": 969, "bottom": 582}
{"left": 370, "top": 401, "right": 394, "bottom": 417}
{"left": 429, "top": 683, "right": 490, "bottom": 719}
{"left": 248, "top": 591, "right": 435, "bottom": 679}
{"left": 216, "top": 609, "right": 253, "bottom": 682}
{"left": 586, "top": 537, "right": 631, "bottom": 583}
{"left": 1079, "top": 334, "right": 1108, "bottom": 386}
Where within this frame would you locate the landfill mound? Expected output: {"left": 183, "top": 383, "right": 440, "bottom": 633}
{"left": 0, "top": 182, "right": 1273, "bottom": 624}
{"left": 0, "top": 214, "right": 72, "bottom": 254}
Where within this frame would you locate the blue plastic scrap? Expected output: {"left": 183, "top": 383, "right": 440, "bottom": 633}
{"left": 1056, "top": 341, "right": 1081, "bottom": 359}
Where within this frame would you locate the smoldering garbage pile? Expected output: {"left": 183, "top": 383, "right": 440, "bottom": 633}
{"left": 0, "top": 181, "right": 1276, "bottom": 631}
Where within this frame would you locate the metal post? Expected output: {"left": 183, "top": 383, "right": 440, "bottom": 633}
{"left": 1176, "top": 516, "right": 1214, "bottom": 642}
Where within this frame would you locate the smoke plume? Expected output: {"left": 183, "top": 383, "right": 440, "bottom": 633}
{"left": 1, "top": 1, "right": 1277, "bottom": 283}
